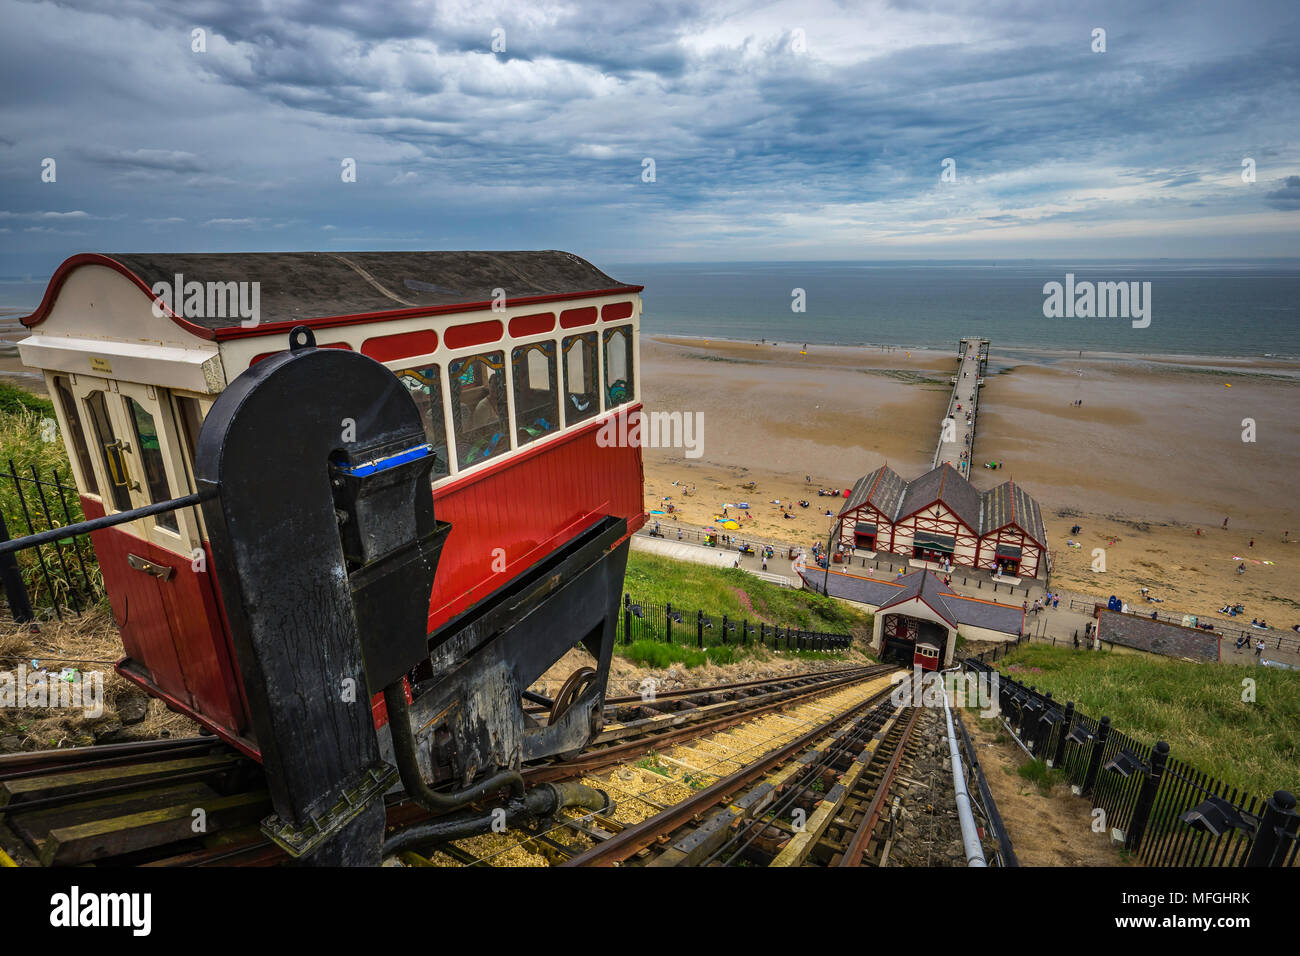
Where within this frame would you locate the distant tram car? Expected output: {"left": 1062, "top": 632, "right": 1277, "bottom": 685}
{"left": 914, "top": 640, "right": 941, "bottom": 671}
{"left": 17, "top": 251, "right": 646, "bottom": 771}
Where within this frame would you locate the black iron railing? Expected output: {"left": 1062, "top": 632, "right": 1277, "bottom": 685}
{"left": 0, "top": 462, "right": 102, "bottom": 621}
{"left": 962, "top": 652, "right": 1298, "bottom": 868}
{"left": 616, "top": 593, "right": 853, "bottom": 652}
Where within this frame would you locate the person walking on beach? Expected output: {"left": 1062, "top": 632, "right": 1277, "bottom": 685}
{"left": 1053, "top": 594, "right": 1059, "bottom": 609}
{"left": 1223, "top": 516, "right": 1229, "bottom": 529}
{"left": 1255, "top": 639, "right": 1265, "bottom": 658}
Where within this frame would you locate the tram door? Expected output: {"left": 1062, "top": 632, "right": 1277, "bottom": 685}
{"left": 56, "top": 373, "right": 245, "bottom": 732}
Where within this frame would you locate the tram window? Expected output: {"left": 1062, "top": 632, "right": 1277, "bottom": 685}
{"left": 173, "top": 395, "right": 204, "bottom": 491}
{"left": 53, "top": 376, "right": 98, "bottom": 495}
{"left": 449, "top": 351, "right": 508, "bottom": 469}
{"left": 125, "top": 398, "right": 179, "bottom": 533}
{"left": 85, "top": 391, "right": 132, "bottom": 512}
{"left": 562, "top": 333, "right": 599, "bottom": 426}
{"left": 395, "top": 365, "right": 450, "bottom": 479}
{"left": 603, "top": 325, "right": 634, "bottom": 408}
{"left": 511, "top": 342, "right": 559, "bottom": 447}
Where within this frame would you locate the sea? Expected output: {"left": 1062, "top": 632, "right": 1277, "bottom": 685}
{"left": 5, "top": 259, "right": 1300, "bottom": 364}
{"left": 605, "top": 259, "right": 1300, "bottom": 364}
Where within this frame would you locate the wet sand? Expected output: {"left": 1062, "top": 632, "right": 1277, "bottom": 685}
{"left": 5, "top": 315, "right": 1298, "bottom": 626}
{"left": 642, "top": 336, "right": 1300, "bottom": 627}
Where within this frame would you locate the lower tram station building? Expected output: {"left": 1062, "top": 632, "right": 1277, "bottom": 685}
{"left": 834, "top": 464, "right": 1048, "bottom": 580}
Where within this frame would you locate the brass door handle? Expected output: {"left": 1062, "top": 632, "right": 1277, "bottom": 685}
{"left": 127, "top": 553, "right": 174, "bottom": 581}
{"left": 103, "top": 440, "right": 140, "bottom": 491}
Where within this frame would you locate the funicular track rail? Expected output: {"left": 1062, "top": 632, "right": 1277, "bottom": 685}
{"left": 393, "top": 669, "right": 910, "bottom": 867}
{"left": 530, "top": 665, "right": 870, "bottom": 714}
{"left": 556, "top": 685, "right": 920, "bottom": 867}
{"left": 0, "top": 664, "right": 895, "bottom": 867}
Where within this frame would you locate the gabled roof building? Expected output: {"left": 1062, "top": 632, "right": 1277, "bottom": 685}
{"left": 836, "top": 463, "right": 1048, "bottom": 579}
{"left": 802, "top": 567, "right": 1025, "bottom": 667}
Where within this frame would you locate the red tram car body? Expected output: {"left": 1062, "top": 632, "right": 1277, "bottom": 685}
{"left": 18, "top": 252, "right": 646, "bottom": 758}
{"left": 914, "top": 641, "right": 941, "bottom": 672}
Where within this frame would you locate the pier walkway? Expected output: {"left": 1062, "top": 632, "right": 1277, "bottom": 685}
{"left": 933, "top": 337, "right": 988, "bottom": 477}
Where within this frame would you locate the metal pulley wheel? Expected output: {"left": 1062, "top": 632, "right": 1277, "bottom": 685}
{"left": 550, "top": 666, "right": 597, "bottom": 723}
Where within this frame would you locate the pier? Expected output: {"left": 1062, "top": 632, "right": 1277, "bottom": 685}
{"left": 933, "top": 337, "right": 988, "bottom": 476}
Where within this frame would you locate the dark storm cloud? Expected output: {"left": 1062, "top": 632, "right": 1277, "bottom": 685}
{"left": 1, "top": 0, "right": 1299, "bottom": 274}
{"left": 1265, "top": 176, "right": 1300, "bottom": 211}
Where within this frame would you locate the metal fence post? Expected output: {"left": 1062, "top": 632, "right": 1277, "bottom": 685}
{"left": 697, "top": 609, "right": 704, "bottom": 649}
{"left": 1083, "top": 716, "right": 1111, "bottom": 794}
{"left": 1052, "top": 701, "right": 1074, "bottom": 767}
{"left": 0, "top": 510, "right": 34, "bottom": 624}
{"left": 1033, "top": 692, "right": 1054, "bottom": 754}
{"left": 666, "top": 602, "right": 673, "bottom": 644}
{"left": 623, "top": 593, "right": 631, "bottom": 646}
{"left": 1125, "top": 741, "right": 1169, "bottom": 853}
{"left": 721, "top": 613, "right": 729, "bottom": 645}
{"left": 1245, "top": 790, "right": 1299, "bottom": 867}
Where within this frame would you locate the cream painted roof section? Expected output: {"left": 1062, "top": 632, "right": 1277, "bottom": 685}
{"left": 17, "top": 264, "right": 225, "bottom": 393}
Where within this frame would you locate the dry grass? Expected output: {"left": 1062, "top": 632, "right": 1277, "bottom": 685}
{"left": 0, "top": 606, "right": 197, "bottom": 751}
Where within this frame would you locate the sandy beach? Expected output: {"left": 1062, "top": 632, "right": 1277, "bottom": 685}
{"left": 641, "top": 336, "right": 1300, "bottom": 627}
{"left": 4, "top": 315, "right": 1298, "bottom": 627}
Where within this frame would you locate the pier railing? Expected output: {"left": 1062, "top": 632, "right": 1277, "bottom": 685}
{"left": 962, "top": 652, "right": 1298, "bottom": 868}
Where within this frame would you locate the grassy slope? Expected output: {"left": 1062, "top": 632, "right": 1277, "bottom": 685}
{"left": 993, "top": 644, "right": 1300, "bottom": 797}
{"left": 623, "top": 550, "right": 872, "bottom": 635}
{"left": 0, "top": 381, "right": 54, "bottom": 417}
{"left": 616, "top": 551, "right": 874, "bottom": 668}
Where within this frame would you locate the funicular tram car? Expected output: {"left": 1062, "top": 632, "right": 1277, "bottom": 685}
{"left": 914, "top": 641, "right": 941, "bottom": 672}
{"left": 16, "top": 251, "right": 647, "bottom": 782}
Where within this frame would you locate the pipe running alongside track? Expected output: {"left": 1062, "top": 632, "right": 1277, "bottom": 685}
{"left": 953, "top": 706, "right": 1018, "bottom": 867}
{"left": 941, "top": 668, "right": 987, "bottom": 867}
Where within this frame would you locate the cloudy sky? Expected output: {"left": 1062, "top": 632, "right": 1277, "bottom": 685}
{"left": 2, "top": 0, "right": 1298, "bottom": 277}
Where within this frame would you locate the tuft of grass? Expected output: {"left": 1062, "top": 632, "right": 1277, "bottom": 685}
{"left": 635, "top": 753, "right": 670, "bottom": 776}
{"left": 996, "top": 644, "right": 1300, "bottom": 797}
{"left": 1016, "top": 758, "right": 1064, "bottom": 794}
{"left": 621, "top": 639, "right": 710, "bottom": 669}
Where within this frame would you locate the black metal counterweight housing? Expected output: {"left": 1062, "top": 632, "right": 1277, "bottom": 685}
{"left": 196, "top": 327, "right": 450, "bottom": 864}
{"left": 192, "top": 326, "right": 629, "bottom": 864}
